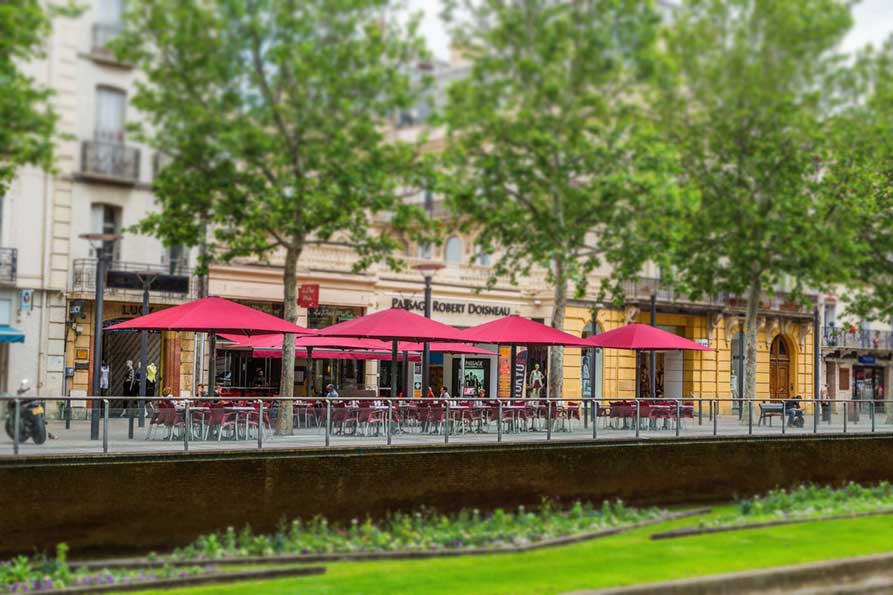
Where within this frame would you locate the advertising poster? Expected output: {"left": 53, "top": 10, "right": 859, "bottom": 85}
{"left": 498, "top": 347, "right": 512, "bottom": 397}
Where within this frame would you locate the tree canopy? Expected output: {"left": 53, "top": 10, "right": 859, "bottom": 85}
{"left": 117, "top": 0, "right": 431, "bottom": 430}
{"left": 439, "top": 0, "right": 694, "bottom": 398}
{"left": 0, "top": 0, "right": 60, "bottom": 194}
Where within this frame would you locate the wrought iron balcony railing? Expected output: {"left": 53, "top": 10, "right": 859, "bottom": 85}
{"left": 72, "top": 259, "right": 195, "bottom": 298}
{"left": 623, "top": 277, "right": 813, "bottom": 314}
{"left": 0, "top": 248, "right": 17, "bottom": 285}
{"left": 91, "top": 22, "right": 123, "bottom": 54}
{"left": 823, "top": 325, "right": 893, "bottom": 351}
{"left": 80, "top": 140, "right": 140, "bottom": 183}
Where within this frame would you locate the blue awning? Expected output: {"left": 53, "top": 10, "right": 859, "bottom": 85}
{"left": 0, "top": 326, "right": 25, "bottom": 343}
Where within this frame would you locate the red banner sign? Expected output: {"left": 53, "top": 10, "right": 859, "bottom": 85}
{"left": 297, "top": 284, "right": 320, "bottom": 309}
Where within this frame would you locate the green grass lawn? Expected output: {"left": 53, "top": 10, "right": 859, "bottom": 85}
{"left": 118, "top": 507, "right": 893, "bottom": 595}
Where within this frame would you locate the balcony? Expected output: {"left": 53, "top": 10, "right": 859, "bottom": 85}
{"left": 824, "top": 325, "right": 893, "bottom": 351}
{"left": 72, "top": 259, "right": 196, "bottom": 300}
{"left": 0, "top": 248, "right": 16, "bottom": 285}
{"left": 80, "top": 141, "right": 140, "bottom": 184}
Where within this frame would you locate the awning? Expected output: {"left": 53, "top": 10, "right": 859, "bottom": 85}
{"left": 0, "top": 326, "right": 25, "bottom": 343}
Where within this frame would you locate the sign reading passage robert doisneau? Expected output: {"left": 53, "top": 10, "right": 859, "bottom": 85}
{"left": 391, "top": 297, "right": 510, "bottom": 317}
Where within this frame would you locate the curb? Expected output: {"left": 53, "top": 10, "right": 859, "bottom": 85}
{"left": 75, "top": 508, "right": 710, "bottom": 570}
{"left": 650, "top": 507, "right": 893, "bottom": 540}
{"left": 25, "top": 565, "right": 325, "bottom": 595}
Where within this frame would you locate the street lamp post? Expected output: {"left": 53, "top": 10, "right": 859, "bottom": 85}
{"left": 80, "top": 233, "right": 121, "bottom": 440}
{"left": 414, "top": 263, "right": 445, "bottom": 397}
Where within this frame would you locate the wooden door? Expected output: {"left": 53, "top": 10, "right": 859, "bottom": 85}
{"left": 769, "top": 336, "right": 790, "bottom": 399}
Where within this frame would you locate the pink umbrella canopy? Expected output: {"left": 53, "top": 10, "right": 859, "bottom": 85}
{"left": 252, "top": 349, "right": 420, "bottom": 361}
{"left": 459, "top": 315, "right": 591, "bottom": 347}
{"left": 219, "top": 333, "right": 391, "bottom": 351}
{"left": 584, "top": 323, "right": 711, "bottom": 351}
{"left": 315, "top": 308, "right": 465, "bottom": 342}
{"left": 106, "top": 297, "right": 313, "bottom": 335}
{"left": 398, "top": 341, "right": 496, "bottom": 355}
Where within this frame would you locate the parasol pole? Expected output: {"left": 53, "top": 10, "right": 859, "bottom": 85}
{"left": 207, "top": 331, "right": 217, "bottom": 396}
{"left": 306, "top": 346, "right": 313, "bottom": 399}
{"left": 460, "top": 353, "right": 466, "bottom": 398}
{"left": 650, "top": 293, "right": 656, "bottom": 400}
{"left": 391, "top": 338, "right": 398, "bottom": 399}
{"left": 402, "top": 349, "right": 410, "bottom": 397}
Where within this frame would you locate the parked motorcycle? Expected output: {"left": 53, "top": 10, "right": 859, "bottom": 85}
{"left": 4, "top": 379, "right": 48, "bottom": 445}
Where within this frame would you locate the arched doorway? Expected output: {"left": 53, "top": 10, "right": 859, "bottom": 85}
{"left": 581, "top": 322, "right": 603, "bottom": 399}
{"left": 769, "top": 335, "right": 792, "bottom": 399}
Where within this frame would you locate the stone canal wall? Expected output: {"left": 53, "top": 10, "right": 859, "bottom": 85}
{"left": 2, "top": 435, "right": 893, "bottom": 557}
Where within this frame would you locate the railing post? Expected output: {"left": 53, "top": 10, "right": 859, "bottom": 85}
{"left": 843, "top": 400, "right": 848, "bottom": 433}
{"left": 813, "top": 398, "right": 818, "bottom": 434}
{"left": 675, "top": 399, "right": 681, "bottom": 437}
{"left": 635, "top": 400, "right": 640, "bottom": 439}
{"left": 497, "top": 401, "right": 503, "bottom": 443}
{"left": 444, "top": 401, "right": 450, "bottom": 444}
{"left": 748, "top": 400, "right": 753, "bottom": 435}
{"left": 102, "top": 399, "right": 110, "bottom": 454}
{"left": 325, "top": 400, "right": 331, "bottom": 447}
{"left": 871, "top": 401, "right": 876, "bottom": 433}
{"left": 257, "top": 400, "right": 264, "bottom": 449}
{"left": 65, "top": 397, "right": 71, "bottom": 430}
{"left": 698, "top": 399, "right": 703, "bottom": 425}
{"left": 387, "top": 401, "right": 393, "bottom": 446}
{"left": 183, "top": 400, "right": 190, "bottom": 452}
{"left": 546, "top": 400, "right": 552, "bottom": 441}
{"left": 713, "top": 400, "right": 718, "bottom": 436}
{"left": 13, "top": 399, "right": 20, "bottom": 456}
{"left": 592, "top": 400, "right": 598, "bottom": 440}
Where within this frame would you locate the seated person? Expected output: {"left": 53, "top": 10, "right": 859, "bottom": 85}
{"left": 785, "top": 395, "right": 804, "bottom": 427}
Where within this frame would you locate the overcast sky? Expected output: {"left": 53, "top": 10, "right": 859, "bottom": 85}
{"left": 407, "top": 0, "right": 893, "bottom": 59}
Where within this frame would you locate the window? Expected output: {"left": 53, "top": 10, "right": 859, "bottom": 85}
{"left": 474, "top": 245, "right": 491, "bottom": 266}
{"left": 95, "top": 86, "right": 126, "bottom": 144}
{"left": 90, "top": 203, "right": 121, "bottom": 261}
{"left": 97, "top": 0, "right": 124, "bottom": 24}
{"left": 445, "top": 236, "right": 463, "bottom": 264}
{"left": 165, "top": 245, "right": 188, "bottom": 273}
{"left": 417, "top": 242, "right": 432, "bottom": 259}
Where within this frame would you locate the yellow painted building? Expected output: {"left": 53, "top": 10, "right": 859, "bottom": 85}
{"left": 563, "top": 302, "right": 815, "bottom": 412}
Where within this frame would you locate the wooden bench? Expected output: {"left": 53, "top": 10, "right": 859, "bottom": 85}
{"left": 758, "top": 402, "right": 784, "bottom": 426}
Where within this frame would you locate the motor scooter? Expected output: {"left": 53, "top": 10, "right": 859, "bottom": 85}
{"left": 4, "top": 379, "right": 48, "bottom": 445}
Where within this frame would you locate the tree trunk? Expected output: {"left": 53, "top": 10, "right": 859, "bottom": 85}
{"left": 548, "top": 262, "right": 568, "bottom": 400}
{"left": 743, "top": 275, "right": 762, "bottom": 404}
{"left": 276, "top": 244, "right": 300, "bottom": 435}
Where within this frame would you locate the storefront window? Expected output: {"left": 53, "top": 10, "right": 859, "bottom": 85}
{"left": 854, "top": 366, "right": 886, "bottom": 412}
{"left": 581, "top": 322, "right": 602, "bottom": 399}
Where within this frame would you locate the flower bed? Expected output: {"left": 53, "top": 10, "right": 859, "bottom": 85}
{"left": 651, "top": 483, "right": 893, "bottom": 540}
{"left": 1, "top": 545, "right": 206, "bottom": 593}
{"left": 171, "top": 500, "right": 665, "bottom": 561}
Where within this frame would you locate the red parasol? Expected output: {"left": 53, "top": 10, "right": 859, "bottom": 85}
{"left": 458, "top": 315, "right": 591, "bottom": 347}
{"left": 106, "top": 297, "right": 313, "bottom": 335}
{"left": 584, "top": 323, "right": 711, "bottom": 351}
{"left": 316, "top": 308, "right": 464, "bottom": 341}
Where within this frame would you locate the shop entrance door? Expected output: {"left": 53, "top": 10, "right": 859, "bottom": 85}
{"left": 769, "top": 335, "right": 791, "bottom": 399}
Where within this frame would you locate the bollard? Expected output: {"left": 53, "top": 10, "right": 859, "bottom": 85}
{"left": 257, "top": 400, "right": 264, "bottom": 449}
{"left": 635, "top": 400, "right": 640, "bottom": 439}
{"left": 387, "top": 401, "right": 393, "bottom": 446}
{"left": 103, "top": 399, "right": 110, "bottom": 454}
{"left": 748, "top": 400, "right": 753, "bottom": 435}
{"left": 325, "top": 400, "right": 331, "bottom": 447}
{"left": 713, "top": 400, "right": 718, "bottom": 436}
{"left": 592, "top": 401, "right": 598, "bottom": 440}
{"left": 184, "top": 401, "right": 190, "bottom": 452}
{"left": 497, "top": 401, "right": 503, "bottom": 443}
{"left": 546, "top": 400, "right": 552, "bottom": 441}
{"left": 675, "top": 400, "right": 681, "bottom": 437}
{"left": 13, "top": 399, "right": 20, "bottom": 456}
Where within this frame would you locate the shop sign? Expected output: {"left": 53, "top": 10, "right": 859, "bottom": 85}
{"left": 298, "top": 284, "right": 320, "bottom": 308}
{"left": 19, "top": 289, "right": 33, "bottom": 313}
{"left": 391, "top": 297, "right": 510, "bottom": 317}
{"left": 859, "top": 355, "right": 876, "bottom": 365}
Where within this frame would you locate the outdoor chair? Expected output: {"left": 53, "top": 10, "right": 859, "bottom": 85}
{"left": 758, "top": 402, "right": 784, "bottom": 426}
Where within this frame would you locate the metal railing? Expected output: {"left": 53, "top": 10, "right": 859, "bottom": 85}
{"left": 91, "top": 22, "right": 122, "bottom": 53}
{"left": 0, "top": 396, "right": 886, "bottom": 457}
{"left": 623, "top": 278, "right": 815, "bottom": 315}
{"left": 81, "top": 140, "right": 141, "bottom": 182}
{"left": 71, "top": 259, "right": 195, "bottom": 297}
{"left": 824, "top": 326, "right": 893, "bottom": 350}
{"left": 0, "top": 247, "right": 16, "bottom": 285}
